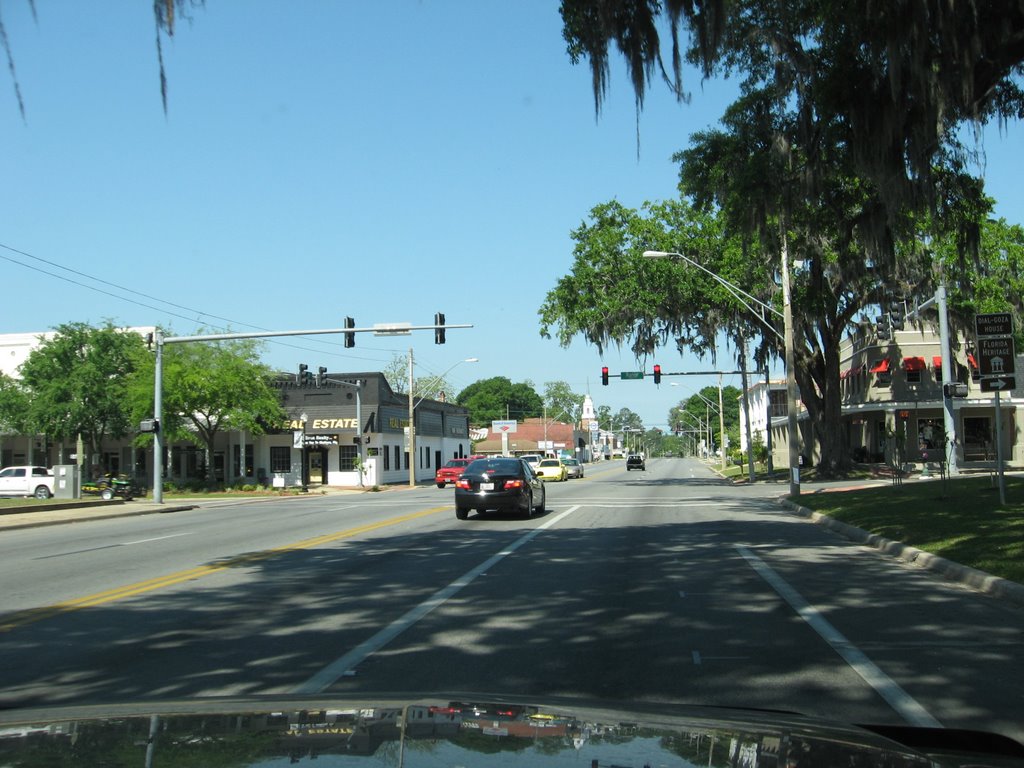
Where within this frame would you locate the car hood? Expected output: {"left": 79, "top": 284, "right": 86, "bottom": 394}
{"left": 0, "top": 695, "right": 1021, "bottom": 767}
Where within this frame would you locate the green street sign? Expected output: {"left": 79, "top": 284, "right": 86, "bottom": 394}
{"left": 620, "top": 371, "right": 645, "bottom": 380}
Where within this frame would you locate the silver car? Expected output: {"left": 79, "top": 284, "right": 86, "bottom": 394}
{"left": 561, "top": 458, "right": 584, "bottom": 479}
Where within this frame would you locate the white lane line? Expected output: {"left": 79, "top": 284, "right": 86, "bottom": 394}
{"left": 294, "top": 506, "right": 582, "bottom": 694}
{"left": 121, "top": 533, "right": 194, "bottom": 545}
{"left": 735, "top": 545, "right": 941, "bottom": 728}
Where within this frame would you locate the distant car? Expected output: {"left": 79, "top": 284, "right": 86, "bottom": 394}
{"left": 0, "top": 465, "right": 54, "bottom": 499}
{"left": 561, "top": 458, "right": 584, "bottom": 479}
{"left": 518, "top": 454, "right": 543, "bottom": 470}
{"left": 626, "top": 454, "right": 646, "bottom": 471}
{"left": 535, "top": 458, "right": 568, "bottom": 482}
{"left": 454, "top": 457, "right": 545, "bottom": 520}
{"left": 435, "top": 457, "right": 474, "bottom": 488}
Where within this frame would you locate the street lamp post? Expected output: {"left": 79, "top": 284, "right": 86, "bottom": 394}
{"left": 407, "top": 354, "right": 479, "bottom": 487}
{"left": 644, "top": 249, "right": 799, "bottom": 494}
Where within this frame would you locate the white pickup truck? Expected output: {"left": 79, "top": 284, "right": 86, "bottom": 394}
{"left": 0, "top": 466, "right": 55, "bottom": 499}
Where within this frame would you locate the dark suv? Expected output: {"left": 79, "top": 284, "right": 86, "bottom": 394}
{"left": 626, "top": 454, "right": 646, "bottom": 471}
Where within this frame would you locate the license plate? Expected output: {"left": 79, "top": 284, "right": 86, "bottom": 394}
{"left": 480, "top": 482, "right": 494, "bottom": 491}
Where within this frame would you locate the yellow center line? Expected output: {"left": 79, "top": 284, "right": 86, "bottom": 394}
{"left": 0, "top": 505, "right": 448, "bottom": 633}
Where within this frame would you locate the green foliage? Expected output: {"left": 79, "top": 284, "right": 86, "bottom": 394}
{"left": 456, "top": 377, "right": 543, "bottom": 426}
{"left": 543, "top": 380, "right": 584, "bottom": 423}
{"left": 0, "top": 372, "right": 30, "bottom": 435}
{"left": 941, "top": 215, "right": 1024, "bottom": 348}
{"left": 17, "top": 322, "right": 148, "bottom": 459}
{"left": 126, "top": 334, "right": 284, "bottom": 483}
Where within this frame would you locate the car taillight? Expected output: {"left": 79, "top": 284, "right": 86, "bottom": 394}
{"left": 455, "top": 478, "right": 471, "bottom": 490}
{"left": 503, "top": 479, "right": 524, "bottom": 489}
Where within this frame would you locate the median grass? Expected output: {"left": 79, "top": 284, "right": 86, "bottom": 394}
{"left": 791, "top": 475, "right": 1024, "bottom": 584}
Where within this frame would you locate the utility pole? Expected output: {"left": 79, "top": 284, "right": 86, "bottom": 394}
{"left": 408, "top": 347, "right": 415, "bottom": 487}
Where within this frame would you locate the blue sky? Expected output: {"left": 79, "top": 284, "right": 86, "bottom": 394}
{"left": 2, "top": 2, "right": 1020, "bottom": 429}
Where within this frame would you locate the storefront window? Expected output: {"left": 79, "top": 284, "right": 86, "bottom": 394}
{"left": 916, "top": 418, "right": 943, "bottom": 450}
{"left": 339, "top": 445, "right": 357, "bottom": 471}
{"left": 270, "top": 446, "right": 291, "bottom": 472}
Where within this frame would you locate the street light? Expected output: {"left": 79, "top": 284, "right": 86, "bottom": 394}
{"left": 407, "top": 354, "right": 479, "bottom": 487}
{"left": 644, "top": 249, "right": 801, "bottom": 495}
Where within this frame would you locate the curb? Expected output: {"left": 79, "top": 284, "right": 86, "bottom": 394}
{"left": 0, "top": 504, "right": 198, "bottom": 531}
{"left": 780, "top": 497, "right": 1024, "bottom": 608}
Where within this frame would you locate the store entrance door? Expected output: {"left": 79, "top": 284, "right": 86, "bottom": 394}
{"left": 307, "top": 448, "right": 328, "bottom": 485}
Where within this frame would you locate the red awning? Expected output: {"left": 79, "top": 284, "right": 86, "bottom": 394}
{"left": 869, "top": 358, "right": 891, "bottom": 374}
{"left": 932, "top": 355, "right": 943, "bottom": 369}
{"left": 902, "top": 356, "right": 926, "bottom": 372}
{"left": 841, "top": 365, "right": 864, "bottom": 379}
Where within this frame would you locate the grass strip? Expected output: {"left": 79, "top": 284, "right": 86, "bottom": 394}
{"left": 791, "top": 475, "right": 1024, "bottom": 584}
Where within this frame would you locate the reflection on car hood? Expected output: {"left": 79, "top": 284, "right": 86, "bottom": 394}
{"left": 0, "top": 695, "right": 1021, "bottom": 767}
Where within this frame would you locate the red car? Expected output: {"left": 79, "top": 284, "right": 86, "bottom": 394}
{"left": 435, "top": 457, "right": 475, "bottom": 488}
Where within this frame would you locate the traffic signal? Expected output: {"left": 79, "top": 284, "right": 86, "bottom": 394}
{"left": 889, "top": 311, "right": 905, "bottom": 331}
{"left": 317, "top": 366, "right": 327, "bottom": 387}
{"left": 653, "top": 364, "right": 662, "bottom": 384}
{"left": 297, "top": 363, "right": 309, "bottom": 385}
{"left": 601, "top": 366, "right": 609, "bottom": 386}
{"left": 875, "top": 314, "right": 891, "bottom": 341}
{"left": 344, "top": 317, "right": 355, "bottom": 348}
{"left": 434, "top": 312, "right": 446, "bottom": 344}
{"left": 943, "top": 382, "right": 968, "bottom": 398}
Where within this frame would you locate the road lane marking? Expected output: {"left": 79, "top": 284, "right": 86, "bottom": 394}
{"left": 735, "top": 545, "right": 942, "bottom": 728}
{"left": 0, "top": 506, "right": 449, "bottom": 633}
{"left": 294, "top": 505, "right": 582, "bottom": 693}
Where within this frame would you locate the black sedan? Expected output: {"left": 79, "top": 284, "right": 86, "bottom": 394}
{"left": 454, "top": 457, "right": 546, "bottom": 520}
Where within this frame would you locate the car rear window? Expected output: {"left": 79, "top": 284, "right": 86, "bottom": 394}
{"left": 465, "top": 458, "right": 521, "bottom": 474}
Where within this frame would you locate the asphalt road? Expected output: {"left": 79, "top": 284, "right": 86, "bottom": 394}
{"left": 1, "top": 457, "right": 1022, "bottom": 742}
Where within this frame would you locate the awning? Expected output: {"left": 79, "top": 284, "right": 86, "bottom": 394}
{"left": 840, "top": 365, "right": 864, "bottom": 380}
{"left": 902, "top": 356, "right": 926, "bottom": 372}
{"left": 869, "top": 358, "right": 891, "bottom": 374}
{"left": 932, "top": 355, "right": 943, "bottom": 369}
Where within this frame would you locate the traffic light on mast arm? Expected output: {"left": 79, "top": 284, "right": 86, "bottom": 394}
{"left": 653, "top": 364, "right": 662, "bottom": 384}
{"left": 297, "top": 363, "right": 310, "bottom": 385}
{"left": 601, "top": 366, "right": 609, "bottom": 386}
{"left": 344, "top": 317, "right": 355, "bottom": 348}
{"left": 434, "top": 312, "right": 446, "bottom": 344}
{"left": 317, "top": 366, "right": 327, "bottom": 387}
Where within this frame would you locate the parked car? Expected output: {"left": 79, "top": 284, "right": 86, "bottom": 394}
{"left": 626, "top": 454, "right": 646, "bottom": 471}
{"left": 435, "top": 457, "right": 474, "bottom": 488}
{"left": 0, "top": 466, "right": 54, "bottom": 499}
{"left": 561, "top": 457, "right": 584, "bottom": 479}
{"left": 454, "top": 457, "right": 545, "bottom": 520}
{"left": 535, "top": 458, "right": 568, "bottom": 482}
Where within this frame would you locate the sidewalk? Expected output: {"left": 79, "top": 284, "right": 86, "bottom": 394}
{"left": 0, "top": 499, "right": 199, "bottom": 531}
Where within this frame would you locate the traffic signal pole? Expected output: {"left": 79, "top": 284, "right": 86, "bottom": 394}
{"left": 150, "top": 319, "right": 471, "bottom": 503}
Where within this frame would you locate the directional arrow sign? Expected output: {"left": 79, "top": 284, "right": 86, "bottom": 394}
{"left": 980, "top": 376, "right": 1016, "bottom": 393}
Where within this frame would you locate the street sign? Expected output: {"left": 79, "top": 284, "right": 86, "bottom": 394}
{"left": 372, "top": 322, "right": 412, "bottom": 336}
{"left": 975, "top": 312, "right": 1013, "bottom": 338}
{"left": 589, "top": 420, "right": 599, "bottom": 432}
{"left": 620, "top": 371, "right": 644, "bottom": 380}
{"left": 491, "top": 419, "right": 517, "bottom": 433}
{"left": 976, "top": 336, "right": 1016, "bottom": 376}
{"left": 980, "top": 376, "right": 1016, "bottom": 393}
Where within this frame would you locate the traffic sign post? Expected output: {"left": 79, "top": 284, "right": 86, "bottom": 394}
{"left": 974, "top": 312, "right": 1016, "bottom": 505}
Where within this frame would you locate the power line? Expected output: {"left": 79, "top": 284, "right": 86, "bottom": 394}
{"left": 0, "top": 241, "right": 392, "bottom": 364}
